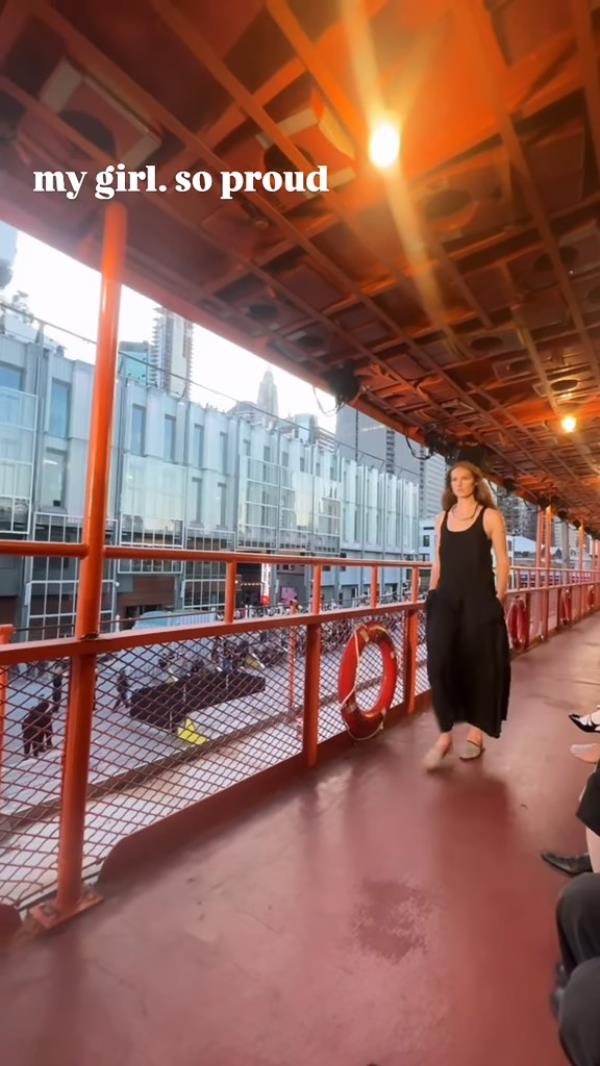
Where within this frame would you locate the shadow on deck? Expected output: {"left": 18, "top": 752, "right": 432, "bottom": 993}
{"left": 2, "top": 617, "right": 600, "bottom": 1066}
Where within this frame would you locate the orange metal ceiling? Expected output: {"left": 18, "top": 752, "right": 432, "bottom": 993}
{"left": 1, "top": 0, "right": 600, "bottom": 526}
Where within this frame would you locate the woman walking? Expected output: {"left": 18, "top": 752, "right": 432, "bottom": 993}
{"left": 424, "top": 462, "right": 511, "bottom": 769}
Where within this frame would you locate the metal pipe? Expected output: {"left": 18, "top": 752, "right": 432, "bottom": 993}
{"left": 54, "top": 203, "right": 127, "bottom": 918}
{"left": 0, "top": 540, "right": 87, "bottom": 557}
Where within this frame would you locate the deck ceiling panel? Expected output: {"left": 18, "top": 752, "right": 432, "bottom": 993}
{"left": 1, "top": 0, "right": 600, "bottom": 526}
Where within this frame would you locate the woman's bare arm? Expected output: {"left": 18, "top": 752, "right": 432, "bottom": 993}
{"left": 485, "top": 509, "right": 510, "bottom": 601}
{"left": 429, "top": 512, "right": 444, "bottom": 590}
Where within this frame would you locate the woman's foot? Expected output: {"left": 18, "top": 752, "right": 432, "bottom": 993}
{"left": 423, "top": 736, "right": 453, "bottom": 771}
{"left": 459, "top": 729, "right": 485, "bottom": 760}
{"left": 569, "top": 708, "right": 600, "bottom": 733}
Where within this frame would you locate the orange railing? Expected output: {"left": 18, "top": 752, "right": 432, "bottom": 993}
{"left": 0, "top": 203, "right": 599, "bottom": 929}
{"left": 0, "top": 553, "right": 598, "bottom": 919}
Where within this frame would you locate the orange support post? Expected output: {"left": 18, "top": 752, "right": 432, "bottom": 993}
{"left": 404, "top": 607, "right": 419, "bottom": 714}
{"left": 370, "top": 567, "right": 378, "bottom": 609}
{"left": 224, "top": 562, "right": 237, "bottom": 624}
{"left": 543, "top": 506, "right": 552, "bottom": 640}
{"left": 311, "top": 565, "right": 322, "bottom": 615}
{"left": 35, "top": 203, "right": 127, "bottom": 927}
{"left": 288, "top": 601, "right": 298, "bottom": 715}
{"left": 578, "top": 526, "right": 585, "bottom": 620}
{"left": 302, "top": 624, "right": 320, "bottom": 768}
{"left": 0, "top": 624, "right": 14, "bottom": 796}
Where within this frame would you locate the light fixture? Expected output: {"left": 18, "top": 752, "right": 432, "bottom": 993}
{"left": 561, "top": 414, "right": 577, "bottom": 433}
{"left": 368, "top": 119, "right": 401, "bottom": 169}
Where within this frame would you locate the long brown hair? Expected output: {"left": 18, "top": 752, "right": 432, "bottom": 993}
{"left": 441, "top": 461, "right": 497, "bottom": 511}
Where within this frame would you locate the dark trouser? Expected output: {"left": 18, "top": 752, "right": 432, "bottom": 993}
{"left": 557, "top": 874, "right": 600, "bottom": 1065}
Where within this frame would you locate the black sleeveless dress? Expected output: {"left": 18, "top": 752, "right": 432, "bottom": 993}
{"left": 425, "top": 507, "right": 511, "bottom": 737}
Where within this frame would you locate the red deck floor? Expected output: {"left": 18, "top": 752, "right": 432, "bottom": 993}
{"left": 2, "top": 616, "right": 600, "bottom": 1066}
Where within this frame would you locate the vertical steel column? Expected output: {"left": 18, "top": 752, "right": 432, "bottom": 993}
{"left": 302, "top": 624, "right": 320, "bottom": 768}
{"left": 42, "top": 204, "right": 127, "bottom": 923}
{"left": 224, "top": 562, "right": 237, "bottom": 623}
{"left": 543, "top": 506, "right": 552, "bottom": 639}
{"left": 0, "top": 624, "right": 14, "bottom": 796}
{"left": 311, "top": 565, "right": 322, "bottom": 614}
{"left": 532, "top": 509, "right": 543, "bottom": 640}
{"left": 578, "top": 526, "right": 585, "bottom": 619}
{"left": 370, "top": 566, "right": 378, "bottom": 609}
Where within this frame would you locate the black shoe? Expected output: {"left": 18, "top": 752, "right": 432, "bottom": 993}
{"left": 541, "top": 852, "right": 593, "bottom": 876}
{"left": 569, "top": 712, "right": 600, "bottom": 733}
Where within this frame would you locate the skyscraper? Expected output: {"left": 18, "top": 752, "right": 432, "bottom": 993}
{"left": 151, "top": 306, "right": 194, "bottom": 398}
{"left": 257, "top": 370, "right": 279, "bottom": 416}
{"left": 0, "top": 222, "right": 17, "bottom": 290}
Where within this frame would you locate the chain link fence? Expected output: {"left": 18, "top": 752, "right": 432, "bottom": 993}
{"left": 0, "top": 657, "right": 69, "bottom": 907}
{"left": 0, "top": 608, "right": 421, "bottom": 909}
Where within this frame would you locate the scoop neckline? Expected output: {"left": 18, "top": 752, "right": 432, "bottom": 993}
{"left": 445, "top": 505, "right": 483, "bottom": 533}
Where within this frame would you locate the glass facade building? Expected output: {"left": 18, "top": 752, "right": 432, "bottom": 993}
{"left": 0, "top": 325, "right": 423, "bottom": 634}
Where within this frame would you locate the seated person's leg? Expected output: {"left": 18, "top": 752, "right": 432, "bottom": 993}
{"left": 557, "top": 873, "right": 600, "bottom": 976}
{"left": 587, "top": 828, "right": 600, "bottom": 874}
{"left": 559, "top": 958, "right": 600, "bottom": 1066}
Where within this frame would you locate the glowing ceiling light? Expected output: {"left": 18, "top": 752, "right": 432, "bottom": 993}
{"left": 561, "top": 415, "right": 577, "bottom": 433}
{"left": 369, "top": 120, "right": 401, "bottom": 169}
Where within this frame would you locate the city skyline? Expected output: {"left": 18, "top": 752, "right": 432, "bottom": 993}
{"left": 3, "top": 227, "right": 338, "bottom": 430}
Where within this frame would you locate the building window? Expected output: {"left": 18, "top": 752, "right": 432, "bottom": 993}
{"left": 219, "top": 431, "right": 228, "bottom": 473}
{"left": 0, "top": 363, "right": 23, "bottom": 391}
{"left": 282, "top": 452, "right": 289, "bottom": 467}
{"left": 130, "top": 404, "right": 145, "bottom": 455}
{"left": 423, "top": 534, "right": 430, "bottom": 548}
{"left": 192, "top": 423, "right": 204, "bottom": 467}
{"left": 216, "top": 481, "right": 227, "bottom": 528}
{"left": 164, "top": 415, "right": 176, "bottom": 461}
{"left": 49, "top": 380, "right": 70, "bottom": 437}
{"left": 190, "top": 476, "right": 202, "bottom": 523}
{"left": 42, "top": 449, "right": 66, "bottom": 507}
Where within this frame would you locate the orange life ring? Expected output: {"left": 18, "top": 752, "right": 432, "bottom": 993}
{"left": 508, "top": 599, "right": 527, "bottom": 651}
{"left": 338, "top": 622, "right": 397, "bottom": 740}
{"left": 560, "top": 587, "right": 572, "bottom": 626}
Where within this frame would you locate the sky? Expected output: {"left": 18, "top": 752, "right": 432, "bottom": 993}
{"left": 4, "top": 229, "right": 338, "bottom": 429}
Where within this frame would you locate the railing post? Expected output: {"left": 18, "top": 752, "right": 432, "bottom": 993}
{"left": 410, "top": 566, "right": 419, "bottom": 603}
{"left": 0, "top": 624, "right": 14, "bottom": 796}
{"left": 288, "top": 600, "right": 298, "bottom": 715}
{"left": 35, "top": 203, "right": 127, "bottom": 926}
{"left": 302, "top": 623, "right": 320, "bottom": 767}
{"left": 370, "top": 566, "right": 378, "bottom": 609}
{"left": 311, "top": 565, "right": 322, "bottom": 615}
{"left": 224, "top": 561, "right": 237, "bottom": 623}
{"left": 403, "top": 606, "right": 419, "bottom": 714}
{"left": 543, "top": 506, "right": 552, "bottom": 639}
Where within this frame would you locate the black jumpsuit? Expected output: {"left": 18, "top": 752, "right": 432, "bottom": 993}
{"left": 425, "top": 506, "right": 511, "bottom": 738}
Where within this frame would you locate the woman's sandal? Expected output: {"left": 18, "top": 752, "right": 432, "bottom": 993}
{"left": 423, "top": 740, "right": 453, "bottom": 771}
{"left": 459, "top": 739, "right": 485, "bottom": 761}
